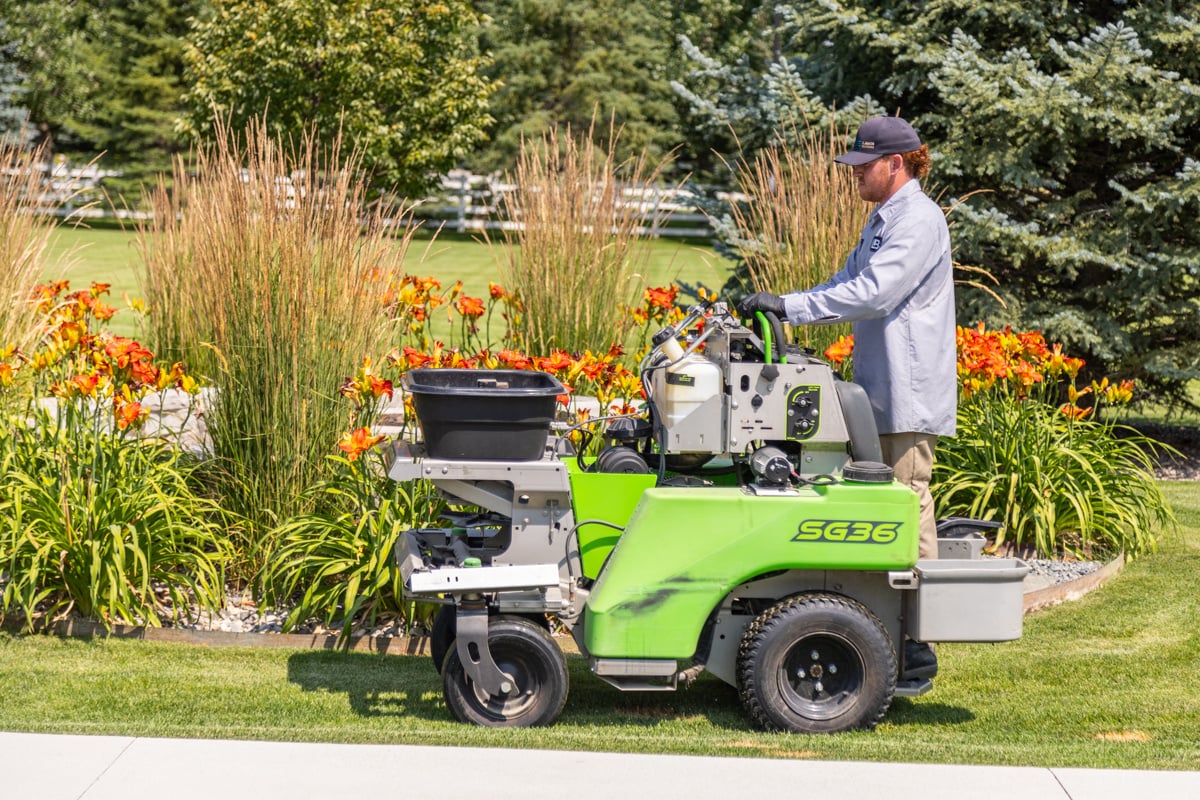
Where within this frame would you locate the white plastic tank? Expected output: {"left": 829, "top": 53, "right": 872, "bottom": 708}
{"left": 659, "top": 336, "right": 722, "bottom": 432}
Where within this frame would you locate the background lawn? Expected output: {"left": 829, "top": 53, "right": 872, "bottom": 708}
{"left": 43, "top": 223, "right": 736, "bottom": 341}
{"left": 0, "top": 482, "right": 1196, "bottom": 769}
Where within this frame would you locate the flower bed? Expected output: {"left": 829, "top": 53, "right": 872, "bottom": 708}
{"left": 0, "top": 278, "right": 1175, "bottom": 635}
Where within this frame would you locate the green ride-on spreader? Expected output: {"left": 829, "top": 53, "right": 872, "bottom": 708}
{"left": 387, "top": 301, "right": 1028, "bottom": 733}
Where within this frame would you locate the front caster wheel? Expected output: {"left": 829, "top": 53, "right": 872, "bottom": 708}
{"left": 737, "top": 593, "right": 896, "bottom": 734}
{"left": 442, "top": 615, "right": 568, "bottom": 727}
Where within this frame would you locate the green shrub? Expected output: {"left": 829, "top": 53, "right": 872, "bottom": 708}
{"left": 0, "top": 405, "right": 231, "bottom": 628}
{"left": 934, "top": 325, "right": 1176, "bottom": 559}
{"left": 259, "top": 445, "right": 446, "bottom": 643}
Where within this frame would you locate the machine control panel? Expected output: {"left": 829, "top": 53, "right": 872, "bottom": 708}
{"left": 786, "top": 385, "right": 821, "bottom": 440}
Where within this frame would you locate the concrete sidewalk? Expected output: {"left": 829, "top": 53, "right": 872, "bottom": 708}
{"left": 3, "top": 731, "right": 1198, "bottom": 800}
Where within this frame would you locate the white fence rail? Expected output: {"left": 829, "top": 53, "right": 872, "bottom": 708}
{"left": 425, "top": 170, "right": 714, "bottom": 239}
{"left": 13, "top": 160, "right": 717, "bottom": 238}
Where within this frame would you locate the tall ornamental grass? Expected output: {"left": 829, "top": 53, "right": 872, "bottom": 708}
{"left": 139, "top": 118, "right": 419, "bottom": 574}
{"left": 0, "top": 140, "right": 59, "bottom": 361}
{"left": 722, "top": 119, "right": 868, "bottom": 353}
{"left": 491, "top": 121, "right": 676, "bottom": 356}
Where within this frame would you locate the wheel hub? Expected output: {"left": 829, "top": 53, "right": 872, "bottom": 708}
{"left": 780, "top": 634, "right": 863, "bottom": 721}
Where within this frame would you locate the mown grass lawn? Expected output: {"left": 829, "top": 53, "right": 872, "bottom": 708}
{"left": 43, "top": 223, "right": 734, "bottom": 340}
{"left": 1, "top": 482, "right": 1196, "bottom": 770}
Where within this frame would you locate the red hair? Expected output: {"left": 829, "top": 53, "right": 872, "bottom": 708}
{"left": 902, "top": 144, "right": 931, "bottom": 180}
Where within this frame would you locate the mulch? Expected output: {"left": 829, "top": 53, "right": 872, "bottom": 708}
{"left": 1131, "top": 423, "right": 1200, "bottom": 481}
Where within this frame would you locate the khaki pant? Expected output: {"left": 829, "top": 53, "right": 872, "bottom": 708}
{"left": 880, "top": 432, "right": 938, "bottom": 560}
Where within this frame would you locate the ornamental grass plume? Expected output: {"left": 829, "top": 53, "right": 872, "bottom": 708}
{"left": 489, "top": 118, "right": 677, "bottom": 357}
{"left": 0, "top": 140, "right": 62, "bottom": 366}
{"left": 721, "top": 117, "right": 868, "bottom": 355}
{"left": 138, "top": 116, "right": 420, "bottom": 578}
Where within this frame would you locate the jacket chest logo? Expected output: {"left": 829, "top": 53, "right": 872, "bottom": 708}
{"left": 870, "top": 236, "right": 883, "bottom": 251}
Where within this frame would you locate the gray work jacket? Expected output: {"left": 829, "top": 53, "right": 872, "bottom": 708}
{"left": 781, "top": 179, "right": 957, "bottom": 436}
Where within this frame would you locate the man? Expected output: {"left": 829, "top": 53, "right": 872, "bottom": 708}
{"left": 739, "top": 114, "right": 954, "bottom": 679}
{"left": 739, "top": 114, "right": 954, "bottom": 556}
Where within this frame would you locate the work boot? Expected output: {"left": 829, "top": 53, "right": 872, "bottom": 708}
{"left": 902, "top": 640, "right": 938, "bottom": 681}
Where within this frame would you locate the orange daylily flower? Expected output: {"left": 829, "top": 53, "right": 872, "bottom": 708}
{"left": 367, "top": 374, "right": 393, "bottom": 400}
{"left": 536, "top": 349, "right": 573, "bottom": 373}
{"left": 456, "top": 295, "right": 485, "bottom": 318}
{"left": 1059, "top": 403, "right": 1093, "bottom": 420}
{"left": 338, "top": 427, "right": 386, "bottom": 461}
{"left": 53, "top": 321, "right": 86, "bottom": 351}
{"left": 105, "top": 337, "right": 153, "bottom": 369}
{"left": 70, "top": 373, "right": 101, "bottom": 397}
{"left": 393, "top": 346, "right": 434, "bottom": 369}
{"left": 1011, "top": 360, "right": 1044, "bottom": 392}
{"left": 1104, "top": 379, "right": 1135, "bottom": 405}
{"left": 497, "top": 349, "right": 534, "bottom": 370}
{"left": 645, "top": 285, "right": 678, "bottom": 310}
{"left": 114, "top": 399, "right": 148, "bottom": 430}
{"left": 823, "top": 335, "right": 854, "bottom": 366}
{"left": 130, "top": 359, "right": 159, "bottom": 386}
{"left": 157, "top": 362, "right": 187, "bottom": 391}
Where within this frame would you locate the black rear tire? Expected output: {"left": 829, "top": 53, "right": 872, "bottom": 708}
{"left": 737, "top": 593, "right": 896, "bottom": 733}
{"left": 442, "top": 615, "right": 568, "bottom": 728}
{"left": 429, "top": 605, "right": 456, "bottom": 674}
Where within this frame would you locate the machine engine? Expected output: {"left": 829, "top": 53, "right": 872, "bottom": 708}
{"left": 593, "top": 302, "right": 883, "bottom": 483}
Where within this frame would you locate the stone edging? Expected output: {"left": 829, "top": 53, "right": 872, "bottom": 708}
{"left": 0, "top": 617, "right": 434, "bottom": 656}
{"left": 3, "top": 556, "right": 1123, "bottom": 653}
{"left": 1022, "top": 554, "right": 1124, "bottom": 614}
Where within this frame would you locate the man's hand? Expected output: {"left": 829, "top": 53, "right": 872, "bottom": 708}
{"left": 737, "top": 292, "right": 786, "bottom": 319}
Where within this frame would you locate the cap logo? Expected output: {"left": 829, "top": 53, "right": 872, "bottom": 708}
{"left": 855, "top": 138, "right": 876, "bottom": 152}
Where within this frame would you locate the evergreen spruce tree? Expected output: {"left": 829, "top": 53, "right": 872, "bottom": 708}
{"left": 675, "top": 1, "right": 1200, "bottom": 401}
{"left": 87, "top": 0, "right": 204, "bottom": 201}
{"left": 471, "top": 0, "right": 774, "bottom": 176}
{"left": 471, "top": 0, "right": 679, "bottom": 172}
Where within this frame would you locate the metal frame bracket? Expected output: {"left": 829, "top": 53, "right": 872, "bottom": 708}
{"left": 455, "top": 602, "right": 516, "bottom": 697}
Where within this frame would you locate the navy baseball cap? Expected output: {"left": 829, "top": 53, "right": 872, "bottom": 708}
{"left": 835, "top": 116, "right": 923, "bottom": 165}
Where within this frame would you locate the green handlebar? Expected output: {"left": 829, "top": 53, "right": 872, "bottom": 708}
{"left": 754, "top": 310, "right": 787, "bottom": 365}
{"left": 755, "top": 311, "right": 775, "bottom": 364}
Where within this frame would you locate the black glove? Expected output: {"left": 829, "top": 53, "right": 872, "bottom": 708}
{"left": 737, "top": 292, "right": 786, "bottom": 319}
